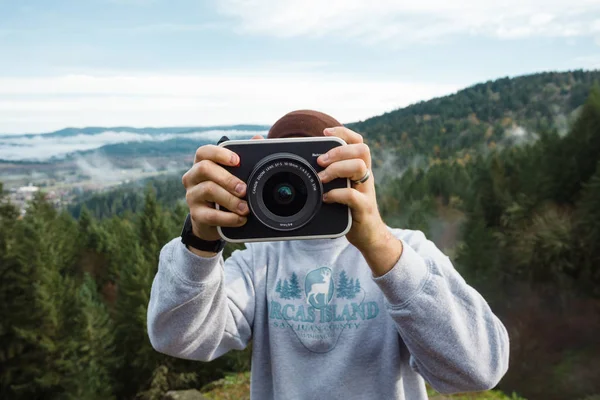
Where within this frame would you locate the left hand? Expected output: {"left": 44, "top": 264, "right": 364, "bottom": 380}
{"left": 317, "top": 126, "right": 388, "bottom": 253}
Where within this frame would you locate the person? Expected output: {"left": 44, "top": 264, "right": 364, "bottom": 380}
{"left": 147, "top": 110, "right": 510, "bottom": 400}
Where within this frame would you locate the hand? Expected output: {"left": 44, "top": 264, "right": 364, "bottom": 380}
{"left": 182, "top": 135, "right": 263, "bottom": 242}
{"left": 317, "top": 127, "right": 403, "bottom": 275}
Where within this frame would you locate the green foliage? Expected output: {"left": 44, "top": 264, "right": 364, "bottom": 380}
{"left": 351, "top": 70, "right": 600, "bottom": 159}
{"left": 1, "top": 73, "right": 600, "bottom": 400}
{"left": 69, "top": 175, "right": 186, "bottom": 220}
{"left": 374, "top": 84, "right": 600, "bottom": 399}
{"left": 0, "top": 183, "right": 248, "bottom": 399}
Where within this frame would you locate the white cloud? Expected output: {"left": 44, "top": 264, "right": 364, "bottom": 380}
{"left": 0, "top": 129, "right": 260, "bottom": 161}
{"left": 216, "top": 0, "right": 600, "bottom": 44}
{"left": 0, "top": 72, "right": 460, "bottom": 133}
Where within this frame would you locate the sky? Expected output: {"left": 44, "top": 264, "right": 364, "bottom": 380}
{"left": 0, "top": 0, "right": 599, "bottom": 134}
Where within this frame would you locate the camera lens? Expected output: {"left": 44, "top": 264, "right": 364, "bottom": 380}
{"left": 246, "top": 153, "right": 322, "bottom": 231}
{"left": 263, "top": 173, "right": 307, "bottom": 216}
{"left": 277, "top": 185, "right": 293, "bottom": 203}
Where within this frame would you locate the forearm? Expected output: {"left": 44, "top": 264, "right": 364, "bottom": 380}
{"left": 147, "top": 239, "right": 252, "bottom": 361}
{"left": 371, "top": 230, "right": 509, "bottom": 393}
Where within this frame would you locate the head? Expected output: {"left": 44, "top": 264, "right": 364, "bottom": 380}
{"left": 268, "top": 110, "right": 342, "bottom": 139}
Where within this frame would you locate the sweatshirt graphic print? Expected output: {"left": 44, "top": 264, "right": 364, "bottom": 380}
{"left": 270, "top": 266, "right": 380, "bottom": 353}
{"left": 147, "top": 228, "right": 510, "bottom": 400}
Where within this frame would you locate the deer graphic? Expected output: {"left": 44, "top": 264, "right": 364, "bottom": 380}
{"left": 307, "top": 269, "right": 332, "bottom": 307}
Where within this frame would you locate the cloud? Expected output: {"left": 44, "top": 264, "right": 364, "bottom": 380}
{"left": 0, "top": 72, "right": 460, "bottom": 133}
{"left": 216, "top": 0, "right": 600, "bottom": 44}
{"left": 74, "top": 154, "right": 124, "bottom": 184}
{"left": 0, "top": 129, "right": 260, "bottom": 161}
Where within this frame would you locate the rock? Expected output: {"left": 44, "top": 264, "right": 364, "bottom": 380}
{"left": 162, "top": 389, "right": 209, "bottom": 400}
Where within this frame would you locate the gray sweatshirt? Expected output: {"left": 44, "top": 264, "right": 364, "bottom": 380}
{"left": 147, "top": 228, "right": 509, "bottom": 400}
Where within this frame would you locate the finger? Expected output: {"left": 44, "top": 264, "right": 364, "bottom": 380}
{"left": 317, "top": 143, "right": 371, "bottom": 169}
{"left": 251, "top": 134, "right": 264, "bottom": 140}
{"left": 323, "top": 126, "right": 363, "bottom": 145}
{"left": 191, "top": 205, "right": 247, "bottom": 228}
{"left": 318, "top": 159, "right": 368, "bottom": 183}
{"left": 322, "top": 188, "right": 368, "bottom": 212}
{"left": 186, "top": 181, "right": 249, "bottom": 216}
{"left": 182, "top": 159, "right": 246, "bottom": 196}
{"left": 194, "top": 144, "right": 240, "bottom": 166}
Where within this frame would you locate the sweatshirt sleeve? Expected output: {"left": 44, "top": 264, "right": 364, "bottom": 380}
{"left": 372, "top": 229, "right": 510, "bottom": 394}
{"left": 147, "top": 238, "right": 255, "bottom": 362}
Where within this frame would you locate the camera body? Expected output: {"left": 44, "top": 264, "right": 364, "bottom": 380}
{"left": 217, "top": 137, "right": 352, "bottom": 243}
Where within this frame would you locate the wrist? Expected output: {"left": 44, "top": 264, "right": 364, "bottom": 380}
{"left": 359, "top": 227, "right": 403, "bottom": 277}
{"left": 181, "top": 214, "right": 225, "bottom": 254}
{"left": 192, "top": 222, "right": 221, "bottom": 242}
{"left": 186, "top": 244, "right": 219, "bottom": 258}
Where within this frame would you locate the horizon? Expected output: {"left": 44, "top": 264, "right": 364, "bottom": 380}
{"left": 1, "top": 0, "right": 599, "bottom": 133}
{"left": 2, "top": 68, "right": 597, "bottom": 137}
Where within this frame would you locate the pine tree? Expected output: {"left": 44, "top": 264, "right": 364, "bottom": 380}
{"left": 281, "top": 280, "right": 291, "bottom": 300}
{"left": 346, "top": 279, "right": 356, "bottom": 299}
{"left": 575, "top": 160, "right": 600, "bottom": 295}
{"left": 337, "top": 271, "right": 350, "bottom": 299}
{"left": 63, "top": 275, "right": 117, "bottom": 400}
{"left": 354, "top": 279, "right": 361, "bottom": 294}
{"left": 0, "top": 193, "right": 83, "bottom": 398}
{"left": 276, "top": 280, "right": 282, "bottom": 294}
{"left": 288, "top": 273, "right": 302, "bottom": 299}
{"left": 139, "top": 186, "right": 171, "bottom": 265}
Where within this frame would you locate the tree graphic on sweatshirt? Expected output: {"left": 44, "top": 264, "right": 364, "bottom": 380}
{"left": 288, "top": 273, "right": 302, "bottom": 299}
{"left": 276, "top": 273, "right": 302, "bottom": 300}
{"left": 336, "top": 271, "right": 361, "bottom": 299}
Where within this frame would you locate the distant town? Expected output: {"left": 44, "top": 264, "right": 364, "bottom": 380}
{"left": 1, "top": 156, "right": 189, "bottom": 216}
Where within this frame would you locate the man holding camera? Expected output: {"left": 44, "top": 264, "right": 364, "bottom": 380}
{"left": 147, "top": 110, "right": 509, "bottom": 400}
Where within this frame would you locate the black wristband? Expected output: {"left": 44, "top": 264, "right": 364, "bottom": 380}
{"left": 181, "top": 214, "right": 226, "bottom": 253}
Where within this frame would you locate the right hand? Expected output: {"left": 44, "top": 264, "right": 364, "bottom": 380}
{"left": 182, "top": 135, "right": 263, "bottom": 241}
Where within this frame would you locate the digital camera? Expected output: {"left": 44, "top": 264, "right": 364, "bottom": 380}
{"left": 216, "top": 137, "right": 351, "bottom": 242}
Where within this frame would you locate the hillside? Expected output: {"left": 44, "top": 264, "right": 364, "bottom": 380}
{"left": 2, "top": 72, "right": 600, "bottom": 400}
{"left": 4, "top": 71, "right": 597, "bottom": 165}
{"left": 350, "top": 69, "right": 600, "bottom": 161}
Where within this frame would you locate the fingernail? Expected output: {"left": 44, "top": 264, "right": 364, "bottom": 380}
{"left": 324, "top": 128, "right": 335, "bottom": 135}
{"left": 322, "top": 193, "right": 328, "bottom": 201}
{"left": 318, "top": 172, "right": 327, "bottom": 182}
{"left": 237, "top": 202, "right": 248, "bottom": 213}
{"left": 235, "top": 183, "right": 245, "bottom": 194}
{"left": 319, "top": 153, "right": 329, "bottom": 163}
{"left": 231, "top": 153, "right": 239, "bottom": 165}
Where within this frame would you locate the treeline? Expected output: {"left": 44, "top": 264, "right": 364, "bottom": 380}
{"left": 351, "top": 70, "right": 600, "bottom": 160}
{"left": 1, "top": 80, "right": 599, "bottom": 399}
{"left": 69, "top": 176, "right": 186, "bottom": 220}
{"left": 0, "top": 184, "right": 247, "bottom": 399}
{"left": 375, "top": 86, "right": 600, "bottom": 399}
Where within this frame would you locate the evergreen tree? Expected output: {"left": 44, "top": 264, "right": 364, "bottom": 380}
{"left": 139, "top": 186, "right": 171, "bottom": 265}
{"left": 288, "top": 273, "right": 302, "bottom": 299}
{"left": 354, "top": 279, "right": 361, "bottom": 294}
{"left": 575, "top": 160, "right": 600, "bottom": 295}
{"left": 276, "top": 280, "right": 282, "bottom": 294}
{"left": 346, "top": 279, "right": 356, "bottom": 299}
{"left": 63, "top": 275, "right": 117, "bottom": 400}
{"left": 337, "top": 271, "right": 350, "bottom": 299}
{"left": 281, "top": 280, "right": 291, "bottom": 300}
{"left": 0, "top": 193, "right": 83, "bottom": 398}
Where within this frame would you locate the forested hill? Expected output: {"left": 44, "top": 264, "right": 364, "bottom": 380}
{"left": 350, "top": 70, "right": 600, "bottom": 159}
